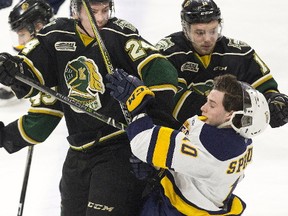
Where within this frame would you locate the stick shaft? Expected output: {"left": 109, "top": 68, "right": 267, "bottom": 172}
{"left": 81, "top": 0, "right": 132, "bottom": 123}
{"left": 17, "top": 146, "right": 34, "bottom": 216}
{"left": 15, "top": 71, "right": 127, "bottom": 131}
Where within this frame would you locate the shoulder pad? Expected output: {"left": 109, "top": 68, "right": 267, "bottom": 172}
{"left": 222, "top": 36, "right": 253, "bottom": 53}
{"left": 40, "top": 17, "right": 75, "bottom": 34}
{"left": 106, "top": 18, "right": 138, "bottom": 34}
{"left": 156, "top": 32, "right": 187, "bottom": 54}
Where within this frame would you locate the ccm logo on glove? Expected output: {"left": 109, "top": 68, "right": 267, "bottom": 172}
{"left": 126, "top": 86, "right": 154, "bottom": 112}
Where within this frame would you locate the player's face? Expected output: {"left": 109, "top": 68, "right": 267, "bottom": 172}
{"left": 200, "top": 90, "right": 232, "bottom": 126}
{"left": 188, "top": 20, "right": 220, "bottom": 55}
{"left": 11, "top": 27, "right": 34, "bottom": 51}
{"left": 17, "top": 28, "right": 33, "bottom": 46}
{"left": 78, "top": 2, "right": 110, "bottom": 36}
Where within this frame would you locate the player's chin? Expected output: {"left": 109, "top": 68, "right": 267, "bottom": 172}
{"left": 200, "top": 47, "right": 213, "bottom": 55}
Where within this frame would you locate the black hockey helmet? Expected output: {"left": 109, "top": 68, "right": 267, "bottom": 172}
{"left": 181, "top": 0, "right": 221, "bottom": 24}
{"left": 9, "top": 0, "right": 53, "bottom": 32}
{"left": 71, "top": 0, "right": 114, "bottom": 16}
{"left": 181, "top": 0, "right": 222, "bottom": 42}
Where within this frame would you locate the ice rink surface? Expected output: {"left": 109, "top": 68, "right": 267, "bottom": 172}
{"left": 0, "top": 0, "right": 288, "bottom": 215}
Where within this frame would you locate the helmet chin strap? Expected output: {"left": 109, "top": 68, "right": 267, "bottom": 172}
{"left": 217, "top": 119, "right": 232, "bottom": 129}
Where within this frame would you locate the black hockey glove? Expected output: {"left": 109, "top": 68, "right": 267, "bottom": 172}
{"left": 0, "top": 0, "right": 12, "bottom": 9}
{"left": 265, "top": 92, "right": 288, "bottom": 128}
{"left": 106, "top": 68, "right": 155, "bottom": 116}
{"left": 129, "top": 154, "right": 157, "bottom": 181}
{"left": 0, "top": 53, "right": 23, "bottom": 86}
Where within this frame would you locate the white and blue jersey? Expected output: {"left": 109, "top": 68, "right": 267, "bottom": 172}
{"left": 127, "top": 115, "right": 253, "bottom": 215}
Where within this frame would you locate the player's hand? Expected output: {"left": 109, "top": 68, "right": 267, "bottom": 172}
{"left": 265, "top": 92, "right": 288, "bottom": 128}
{"left": 0, "top": 0, "right": 12, "bottom": 9}
{"left": 0, "top": 53, "right": 22, "bottom": 86}
{"left": 106, "top": 68, "right": 155, "bottom": 116}
{"left": 129, "top": 154, "right": 156, "bottom": 180}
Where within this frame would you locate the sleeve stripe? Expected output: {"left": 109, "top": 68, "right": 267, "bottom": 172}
{"left": 146, "top": 126, "right": 160, "bottom": 164}
{"left": 166, "top": 130, "right": 178, "bottom": 169}
{"left": 151, "top": 126, "right": 174, "bottom": 168}
{"left": 18, "top": 117, "right": 39, "bottom": 145}
{"left": 127, "top": 116, "right": 154, "bottom": 140}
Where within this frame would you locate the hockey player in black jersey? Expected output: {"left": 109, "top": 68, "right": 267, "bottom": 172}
{"left": 0, "top": 0, "right": 54, "bottom": 105}
{"left": 0, "top": 0, "right": 61, "bottom": 151}
{"left": 156, "top": 0, "right": 288, "bottom": 128}
{"left": 0, "top": 0, "right": 178, "bottom": 215}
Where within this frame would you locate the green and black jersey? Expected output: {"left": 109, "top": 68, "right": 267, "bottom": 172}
{"left": 156, "top": 32, "right": 279, "bottom": 123}
{"left": 4, "top": 17, "right": 178, "bottom": 152}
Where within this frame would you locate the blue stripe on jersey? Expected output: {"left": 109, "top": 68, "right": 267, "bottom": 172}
{"left": 166, "top": 130, "right": 178, "bottom": 169}
{"left": 127, "top": 116, "right": 154, "bottom": 141}
{"left": 146, "top": 126, "right": 160, "bottom": 164}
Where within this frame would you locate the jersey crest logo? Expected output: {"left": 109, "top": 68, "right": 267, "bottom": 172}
{"left": 180, "top": 120, "right": 190, "bottom": 135}
{"left": 155, "top": 37, "right": 174, "bottom": 51}
{"left": 227, "top": 38, "right": 249, "bottom": 50}
{"left": 113, "top": 19, "right": 136, "bottom": 32}
{"left": 55, "top": 41, "right": 77, "bottom": 51}
{"left": 181, "top": 62, "right": 199, "bottom": 73}
{"left": 64, "top": 56, "right": 105, "bottom": 113}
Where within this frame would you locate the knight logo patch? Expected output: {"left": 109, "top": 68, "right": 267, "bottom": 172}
{"left": 181, "top": 62, "right": 199, "bottom": 73}
{"left": 64, "top": 56, "right": 105, "bottom": 113}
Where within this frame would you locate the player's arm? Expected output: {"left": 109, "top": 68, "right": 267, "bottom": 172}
{"left": 0, "top": 88, "right": 63, "bottom": 153}
{"left": 141, "top": 57, "right": 181, "bottom": 129}
{"left": 0, "top": 38, "right": 57, "bottom": 100}
{"left": 105, "top": 69, "right": 209, "bottom": 173}
{"left": 0, "top": 111, "right": 62, "bottom": 153}
{"left": 108, "top": 26, "right": 180, "bottom": 129}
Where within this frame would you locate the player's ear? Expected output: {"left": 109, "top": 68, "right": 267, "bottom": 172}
{"left": 225, "top": 110, "right": 234, "bottom": 121}
{"left": 35, "top": 22, "right": 44, "bottom": 33}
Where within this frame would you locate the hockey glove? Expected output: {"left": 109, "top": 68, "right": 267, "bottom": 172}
{"left": 0, "top": 0, "right": 12, "bottom": 9}
{"left": 129, "top": 154, "right": 157, "bottom": 181}
{"left": 265, "top": 92, "right": 288, "bottom": 128}
{"left": 0, "top": 53, "right": 23, "bottom": 86}
{"left": 106, "top": 68, "right": 155, "bottom": 116}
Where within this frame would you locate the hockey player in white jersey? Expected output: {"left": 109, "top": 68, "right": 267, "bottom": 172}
{"left": 106, "top": 70, "right": 270, "bottom": 216}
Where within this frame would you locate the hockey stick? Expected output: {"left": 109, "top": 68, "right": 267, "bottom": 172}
{"left": 81, "top": 0, "right": 113, "bottom": 73}
{"left": 17, "top": 145, "right": 34, "bottom": 216}
{"left": 15, "top": 69, "right": 127, "bottom": 131}
{"left": 81, "top": 0, "right": 132, "bottom": 123}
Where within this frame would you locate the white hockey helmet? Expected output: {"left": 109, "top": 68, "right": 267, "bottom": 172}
{"left": 231, "top": 82, "right": 270, "bottom": 138}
